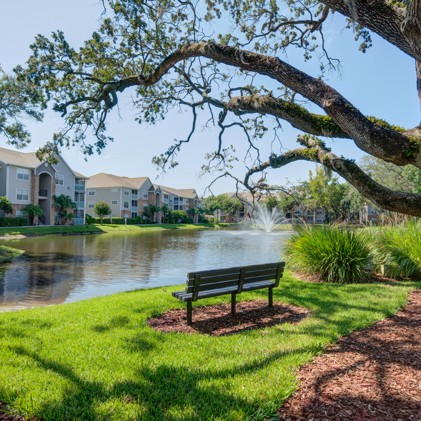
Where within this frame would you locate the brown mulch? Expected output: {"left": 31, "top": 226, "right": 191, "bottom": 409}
{"left": 148, "top": 299, "right": 310, "bottom": 335}
{"left": 278, "top": 289, "right": 421, "bottom": 421}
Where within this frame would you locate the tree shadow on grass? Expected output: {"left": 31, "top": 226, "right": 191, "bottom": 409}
{"left": 9, "top": 345, "right": 307, "bottom": 421}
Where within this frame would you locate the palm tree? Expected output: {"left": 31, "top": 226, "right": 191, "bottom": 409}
{"left": 22, "top": 204, "right": 43, "bottom": 225}
{"left": 53, "top": 194, "right": 76, "bottom": 225}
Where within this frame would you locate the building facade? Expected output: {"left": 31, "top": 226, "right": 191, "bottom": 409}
{"left": 86, "top": 173, "right": 158, "bottom": 218}
{"left": 0, "top": 147, "right": 87, "bottom": 225}
{"left": 86, "top": 174, "right": 200, "bottom": 222}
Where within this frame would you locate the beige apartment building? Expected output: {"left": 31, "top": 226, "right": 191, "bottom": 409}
{"left": 86, "top": 173, "right": 155, "bottom": 218}
{"left": 86, "top": 173, "right": 200, "bottom": 221}
{"left": 0, "top": 147, "right": 87, "bottom": 225}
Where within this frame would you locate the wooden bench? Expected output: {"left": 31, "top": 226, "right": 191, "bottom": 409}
{"left": 172, "top": 262, "right": 285, "bottom": 325}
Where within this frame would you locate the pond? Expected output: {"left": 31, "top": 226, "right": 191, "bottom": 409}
{"left": 0, "top": 229, "right": 291, "bottom": 311}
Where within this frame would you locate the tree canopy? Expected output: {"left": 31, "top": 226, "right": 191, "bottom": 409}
{"left": 9, "top": 0, "right": 421, "bottom": 216}
{"left": 94, "top": 201, "right": 112, "bottom": 224}
{"left": 0, "top": 69, "right": 44, "bottom": 147}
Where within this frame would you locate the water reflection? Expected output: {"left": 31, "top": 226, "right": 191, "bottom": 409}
{"left": 0, "top": 230, "right": 290, "bottom": 310}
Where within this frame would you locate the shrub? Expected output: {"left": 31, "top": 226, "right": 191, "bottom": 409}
{"left": 89, "top": 217, "right": 145, "bottom": 225}
{"left": 372, "top": 222, "right": 421, "bottom": 279}
{"left": 85, "top": 214, "right": 95, "bottom": 225}
{"left": 0, "top": 217, "right": 29, "bottom": 227}
{"left": 284, "top": 225, "right": 373, "bottom": 283}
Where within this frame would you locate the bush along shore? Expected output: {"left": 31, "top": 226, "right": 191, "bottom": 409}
{"left": 0, "top": 245, "right": 25, "bottom": 263}
{"left": 284, "top": 222, "right": 421, "bottom": 282}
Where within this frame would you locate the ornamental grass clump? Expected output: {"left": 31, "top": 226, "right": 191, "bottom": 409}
{"left": 284, "top": 225, "right": 372, "bottom": 283}
{"left": 373, "top": 221, "right": 421, "bottom": 279}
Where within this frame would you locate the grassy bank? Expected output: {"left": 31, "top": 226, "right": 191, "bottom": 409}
{"left": 0, "top": 245, "right": 25, "bottom": 263}
{"left": 0, "top": 223, "right": 217, "bottom": 238}
{"left": 0, "top": 274, "right": 418, "bottom": 420}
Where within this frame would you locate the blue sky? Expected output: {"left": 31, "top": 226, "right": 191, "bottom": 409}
{"left": 0, "top": 1, "right": 418, "bottom": 195}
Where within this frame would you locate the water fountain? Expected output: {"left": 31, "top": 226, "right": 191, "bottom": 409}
{"left": 253, "top": 203, "right": 284, "bottom": 232}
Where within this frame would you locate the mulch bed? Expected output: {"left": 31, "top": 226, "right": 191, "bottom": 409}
{"left": 1, "top": 292, "right": 420, "bottom": 420}
{"left": 148, "top": 299, "right": 310, "bottom": 335}
{"left": 278, "top": 289, "right": 421, "bottom": 421}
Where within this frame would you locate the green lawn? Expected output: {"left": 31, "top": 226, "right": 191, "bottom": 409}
{"left": 0, "top": 274, "right": 418, "bottom": 420}
{"left": 0, "top": 223, "right": 216, "bottom": 238}
{"left": 0, "top": 245, "right": 25, "bottom": 263}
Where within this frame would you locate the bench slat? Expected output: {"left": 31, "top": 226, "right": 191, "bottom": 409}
{"left": 186, "top": 265, "right": 283, "bottom": 288}
{"left": 185, "top": 279, "right": 241, "bottom": 294}
{"left": 187, "top": 262, "right": 283, "bottom": 279}
{"left": 173, "top": 280, "right": 277, "bottom": 302}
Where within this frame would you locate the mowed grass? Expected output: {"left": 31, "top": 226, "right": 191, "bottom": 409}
{"left": 0, "top": 274, "right": 418, "bottom": 421}
{"left": 0, "top": 223, "right": 215, "bottom": 238}
{"left": 0, "top": 245, "right": 25, "bottom": 263}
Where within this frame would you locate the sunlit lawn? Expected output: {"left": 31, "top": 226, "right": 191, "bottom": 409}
{"left": 0, "top": 273, "right": 418, "bottom": 420}
{"left": 0, "top": 223, "right": 216, "bottom": 238}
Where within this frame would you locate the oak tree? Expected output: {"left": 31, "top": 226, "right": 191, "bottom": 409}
{"left": 14, "top": 0, "right": 421, "bottom": 216}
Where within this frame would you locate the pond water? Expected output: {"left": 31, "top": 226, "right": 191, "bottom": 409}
{"left": 0, "top": 229, "right": 291, "bottom": 311}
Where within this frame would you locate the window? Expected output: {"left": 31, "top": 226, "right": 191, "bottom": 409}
{"left": 16, "top": 189, "right": 29, "bottom": 201}
{"left": 111, "top": 200, "right": 118, "bottom": 205}
{"left": 131, "top": 212, "right": 137, "bottom": 218}
{"left": 88, "top": 191, "right": 95, "bottom": 196}
{"left": 124, "top": 202, "right": 129, "bottom": 209}
{"left": 17, "top": 168, "right": 30, "bottom": 180}
{"left": 75, "top": 192, "right": 84, "bottom": 202}
{"left": 132, "top": 190, "right": 137, "bottom": 195}
{"left": 15, "top": 210, "right": 23, "bottom": 217}
{"left": 132, "top": 200, "right": 137, "bottom": 207}
{"left": 55, "top": 174, "right": 64, "bottom": 185}
{"left": 143, "top": 194, "right": 148, "bottom": 199}
{"left": 88, "top": 203, "right": 95, "bottom": 209}
{"left": 124, "top": 191, "right": 130, "bottom": 196}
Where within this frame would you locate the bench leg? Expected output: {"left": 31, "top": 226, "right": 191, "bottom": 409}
{"left": 231, "top": 293, "right": 236, "bottom": 315}
{"left": 187, "top": 301, "right": 193, "bottom": 325}
{"left": 268, "top": 287, "right": 273, "bottom": 308}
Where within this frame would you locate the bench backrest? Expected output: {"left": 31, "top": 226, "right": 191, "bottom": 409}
{"left": 186, "top": 262, "right": 285, "bottom": 301}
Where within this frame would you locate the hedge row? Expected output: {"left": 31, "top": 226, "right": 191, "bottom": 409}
{"left": 0, "top": 217, "right": 29, "bottom": 227}
{"left": 87, "top": 216, "right": 149, "bottom": 225}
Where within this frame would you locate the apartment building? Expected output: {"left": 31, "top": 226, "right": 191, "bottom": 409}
{"left": 155, "top": 185, "right": 199, "bottom": 211}
{"left": 86, "top": 174, "right": 200, "bottom": 221}
{"left": 154, "top": 185, "right": 200, "bottom": 223}
{"left": 86, "top": 173, "right": 155, "bottom": 217}
{"left": 0, "top": 147, "right": 87, "bottom": 225}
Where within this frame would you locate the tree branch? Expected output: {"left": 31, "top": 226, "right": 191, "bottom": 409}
{"left": 320, "top": 0, "right": 418, "bottom": 60}
{"left": 268, "top": 135, "right": 421, "bottom": 217}
{"left": 78, "top": 42, "right": 420, "bottom": 167}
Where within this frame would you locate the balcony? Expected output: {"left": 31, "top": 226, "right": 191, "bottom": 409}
{"left": 74, "top": 201, "right": 85, "bottom": 209}
{"left": 75, "top": 184, "right": 85, "bottom": 192}
{"left": 38, "top": 189, "right": 48, "bottom": 197}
